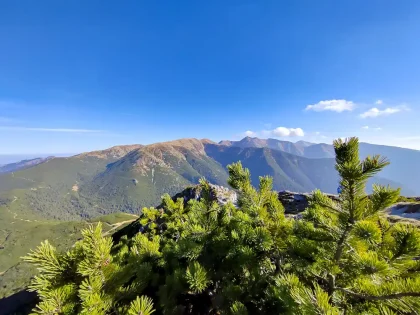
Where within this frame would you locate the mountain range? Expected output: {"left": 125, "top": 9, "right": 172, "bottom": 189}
{"left": 219, "top": 137, "right": 419, "bottom": 194}
{"left": 0, "top": 137, "right": 418, "bottom": 222}
{"left": 1, "top": 136, "right": 419, "bottom": 306}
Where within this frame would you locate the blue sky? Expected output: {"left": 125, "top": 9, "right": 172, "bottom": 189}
{"left": 1, "top": 0, "right": 420, "bottom": 154}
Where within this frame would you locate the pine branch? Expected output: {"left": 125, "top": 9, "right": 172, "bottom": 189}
{"left": 333, "top": 224, "right": 352, "bottom": 263}
{"left": 335, "top": 287, "right": 420, "bottom": 301}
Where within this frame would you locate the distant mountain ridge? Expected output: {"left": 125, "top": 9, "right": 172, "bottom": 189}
{"left": 219, "top": 137, "right": 335, "bottom": 158}
{"left": 0, "top": 156, "right": 55, "bottom": 174}
{"left": 220, "top": 137, "right": 420, "bottom": 194}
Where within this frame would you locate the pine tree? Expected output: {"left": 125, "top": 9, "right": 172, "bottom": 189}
{"left": 23, "top": 137, "right": 420, "bottom": 314}
{"left": 275, "top": 137, "right": 420, "bottom": 314}
{"left": 23, "top": 224, "right": 156, "bottom": 315}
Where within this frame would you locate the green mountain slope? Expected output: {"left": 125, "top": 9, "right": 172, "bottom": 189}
{"left": 220, "top": 137, "right": 420, "bottom": 193}
{"left": 80, "top": 139, "right": 229, "bottom": 212}
{"left": 204, "top": 143, "right": 414, "bottom": 195}
{"left": 358, "top": 142, "right": 420, "bottom": 195}
{"left": 205, "top": 144, "right": 337, "bottom": 192}
{"left": 0, "top": 145, "right": 143, "bottom": 220}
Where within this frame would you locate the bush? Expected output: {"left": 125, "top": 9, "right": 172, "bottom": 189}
{"left": 24, "top": 137, "right": 420, "bottom": 314}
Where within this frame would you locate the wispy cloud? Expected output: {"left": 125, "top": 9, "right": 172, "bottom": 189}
{"left": 361, "top": 126, "right": 381, "bottom": 131}
{"left": 305, "top": 99, "right": 355, "bottom": 113}
{"left": 375, "top": 99, "right": 383, "bottom": 105}
{"left": 243, "top": 126, "right": 304, "bottom": 138}
{"left": 0, "top": 126, "right": 105, "bottom": 133}
{"left": 360, "top": 105, "right": 409, "bottom": 118}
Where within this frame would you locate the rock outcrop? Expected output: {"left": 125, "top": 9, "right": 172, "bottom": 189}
{"left": 170, "top": 185, "right": 342, "bottom": 215}
{"left": 386, "top": 202, "right": 420, "bottom": 223}
{"left": 172, "top": 185, "right": 342, "bottom": 214}
{"left": 172, "top": 185, "right": 341, "bottom": 215}
{"left": 277, "top": 191, "right": 339, "bottom": 214}
{"left": 171, "top": 184, "right": 238, "bottom": 207}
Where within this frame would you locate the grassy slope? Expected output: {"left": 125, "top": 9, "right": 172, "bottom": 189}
{"left": 0, "top": 156, "right": 119, "bottom": 221}
{"left": 81, "top": 143, "right": 229, "bottom": 213}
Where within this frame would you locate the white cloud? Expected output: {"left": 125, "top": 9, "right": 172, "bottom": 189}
{"left": 362, "top": 126, "right": 369, "bottom": 130}
{"left": 305, "top": 99, "right": 355, "bottom": 112}
{"left": 0, "top": 126, "right": 104, "bottom": 133}
{"left": 375, "top": 100, "right": 383, "bottom": 105}
{"left": 272, "top": 127, "right": 304, "bottom": 137}
{"left": 374, "top": 127, "right": 382, "bottom": 131}
{"left": 360, "top": 105, "right": 409, "bottom": 118}
{"left": 244, "top": 130, "right": 256, "bottom": 137}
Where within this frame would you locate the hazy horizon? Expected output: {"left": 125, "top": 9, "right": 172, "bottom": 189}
{"left": 2, "top": 135, "right": 420, "bottom": 163}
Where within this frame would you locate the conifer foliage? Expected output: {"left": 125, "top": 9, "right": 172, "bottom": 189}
{"left": 24, "top": 137, "right": 420, "bottom": 314}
